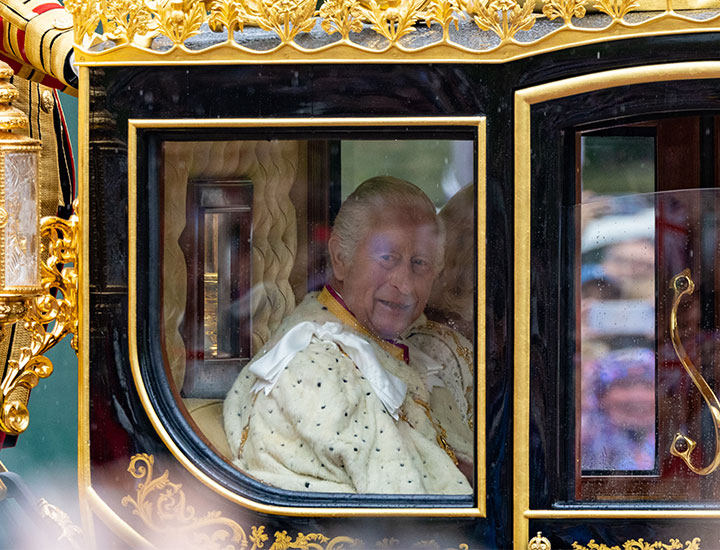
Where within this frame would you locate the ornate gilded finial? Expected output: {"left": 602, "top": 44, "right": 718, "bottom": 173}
{"left": 0, "top": 61, "right": 41, "bottom": 330}
{"left": 0, "top": 62, "right": 77, "bottom": 437}
{"left": 0, "top": 62, "right": 29, "bottom": 133}
{"left": 529, "top": 531, "right": 551, "bottom": 550}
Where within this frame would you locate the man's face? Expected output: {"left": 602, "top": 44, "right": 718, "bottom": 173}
{"left": 331, "top": 214, "right": 440, "bottom": 340}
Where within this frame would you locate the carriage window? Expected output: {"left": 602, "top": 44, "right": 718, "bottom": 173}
{"left": 160, "top": 135, "right": 478, "bottom": 496}
{"left": 579, "top": 133, "right": 656, "bottom": 474}
{"left": 576, "top": 117, "right": 720, "bottom": 500}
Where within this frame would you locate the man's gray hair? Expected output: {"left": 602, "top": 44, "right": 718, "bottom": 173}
{"left": 332, "top": 176, "right": 444, "bottom": 269}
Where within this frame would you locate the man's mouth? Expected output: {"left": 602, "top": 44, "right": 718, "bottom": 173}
{"left": 377, "top": 299, "right": 412, "bottom": 311}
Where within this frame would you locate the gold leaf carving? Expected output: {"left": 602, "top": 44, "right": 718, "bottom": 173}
{"left": 572, "top": 538, "right": 701, "bottom": 550}
{"left": 319, "top": 0, "right": 366, "bottom": 40}
{"left": 249, "top": 525, "right": 268, "bottom": 548}
{"left": 208, "top": 0, "right": 246, "bottom": 36}
{"left": 122, "top": 454, "right": 249, "bottom": 548}
{"left": 65, "top": 0, "right": 102, "bottom": 43}
{"left": 243, "top": 0, "right": 318, "bottom": 43}
{"left": 0, "top": 212, "right": 79, "bottom": 435}
{"left": 155, "top": 0, "right": 207, "bottom": 45}
{"left": 466, "top": 0, "right": 536, "bottom": 41}
{"left": 593, "top": 0, "right": 639, "bottom": 19}
{"left": 361, "top": 0, "right": 426, "bottom": 43}
{"left": 541, "top": 0, "right": 586, "bottom": 23}
{"left": 102, "top": 0, "right": 154, "bottom": 44}
{"left": 424, "top": 0, "right": 464, "bottom": 40}
{"left": 69, "top": 0, "right": 720, "bottom": 59}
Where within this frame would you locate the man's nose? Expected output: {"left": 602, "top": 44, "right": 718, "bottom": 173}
{"left": 388, "top": 261, "right": 413, "bottom": 294}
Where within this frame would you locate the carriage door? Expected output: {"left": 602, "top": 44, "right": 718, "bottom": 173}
{"left": 516, "top": 65, "right": 720, "bottom": 549}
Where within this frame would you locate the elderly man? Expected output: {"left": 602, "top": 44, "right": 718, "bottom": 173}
{"left": 224, "top": 176, "right": 473, "bottom": 494}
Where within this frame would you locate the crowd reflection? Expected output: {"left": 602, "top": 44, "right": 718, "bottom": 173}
{"left": 580, "top": 193, "right": 656, "bottom": 471}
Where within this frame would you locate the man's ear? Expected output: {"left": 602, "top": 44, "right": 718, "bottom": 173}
{"left": 328, "top": 235, "right": 347, "bottom": 282}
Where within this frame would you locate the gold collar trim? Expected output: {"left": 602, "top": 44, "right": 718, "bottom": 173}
{"left": 317, "top": 287, "right": 407, "bottom": 363}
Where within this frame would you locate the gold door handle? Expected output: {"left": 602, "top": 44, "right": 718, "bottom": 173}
{"left": 669, "top": 268, "right": 720, "bottom": 475}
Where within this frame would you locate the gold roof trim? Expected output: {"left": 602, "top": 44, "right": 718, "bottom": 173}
{"left": 68, "top": 0, "right": 720, "bottom": 65}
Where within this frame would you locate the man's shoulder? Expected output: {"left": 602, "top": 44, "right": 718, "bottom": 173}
{"left": 272, "top": 291, "right": 337, "bottom": 333}
{"left": 407, "top": 319, "right": 472, "bottom": 356}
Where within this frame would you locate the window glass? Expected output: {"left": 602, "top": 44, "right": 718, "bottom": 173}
{"left": 160, "top": 136, "right": 477, "bottom": 496}
{"left": 579, "top": 135, "right": 657, "bottom": 474}
{"left": 576, "top": 117, "right": 720, "bottom": 501}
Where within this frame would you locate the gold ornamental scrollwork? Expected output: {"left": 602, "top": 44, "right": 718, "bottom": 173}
{"left": 156, "top": 0, "right": 207, "bottom": 44}
{"left": 466, "top": 0, "right": 537, "bottom": 42}
{"left": 424, "top": 0, "right": 463, "bottom": 40}
{"left": 593, "top": 0, "right": 640, "bottom": 19}
{"left": 572, "top": 538, "right": 701, "bottom": 550}
{"left": 122, "top": 453, "right": 364, "bottom": 550}
{"left": 248, "top": 0, "right": 318, "bottom": 43}
{"left": 65, "top": 0, "right": 720, "bottom": 62}
{"left": 361, "top": 0, "right": 427, "bottom": 43}
{"left": 208, "top": 0, "right": 248, "bottom": 35}
{"left": 0, "top": 211, "right": 79, "bottom": 435}
{"left": 122, "top": 454, "right": 470, "bottom": 550}
{"left": 541, "top": 0, "right": 587, "bottom": 23}
{"left": 101, "top": 0, "right": 155, "bottom": 45}
{"left": 319, "top": 0, "right": 367, "bottom": 39}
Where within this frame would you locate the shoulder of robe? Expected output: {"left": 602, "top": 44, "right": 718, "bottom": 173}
{"left": 407, "top": 321, "right": 473, "bottom": 368}
{"left": 268, "top": 341, "right": 366, "bottom": 406}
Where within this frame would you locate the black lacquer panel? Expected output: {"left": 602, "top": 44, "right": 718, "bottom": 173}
{"left": 90, "top": 63, "right": 499, "bottom": 547}
{"left": 88, "top": 37, "right": 720, "bottom": 548}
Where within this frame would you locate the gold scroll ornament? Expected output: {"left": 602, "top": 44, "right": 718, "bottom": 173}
{"left": 0, "top": 211, "right": 78, "bottom": 435}
{"left": 669, "top": 269, "right": 720, "bottom": 475}
{"left": 122, "top": 454, "right": 471, "bottom": 550}
{"left": 572, "top": 538, "right": 701, "bottom": 550}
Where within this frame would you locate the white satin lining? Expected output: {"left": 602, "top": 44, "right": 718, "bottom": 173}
{"left": 249, "top": 321, "right": 407, "bottom": 420}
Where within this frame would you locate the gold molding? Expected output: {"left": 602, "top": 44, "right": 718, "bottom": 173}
{"left": 68, "top": 0, "right": 720, "bottom": 66}
{"left": 84, "top": 486, "right": 154, "bottom": 549}
{"left": 513, "top": 60, "right": 720, "bottom": 550}
{"left": 126, "top": 116, "right": 486, "bottom": 518}
{"left": 571, "top": 538, "right": 701, "bottom": 550}
{"left": 526, "top": 508, "right": 720, "bottom": 518}
{"left": 77, "top": 64, "right": 94, "bottom": 547}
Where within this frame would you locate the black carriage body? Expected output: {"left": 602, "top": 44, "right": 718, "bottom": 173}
{"left": 85, "top": 33, "right": 720, "bottom": 550}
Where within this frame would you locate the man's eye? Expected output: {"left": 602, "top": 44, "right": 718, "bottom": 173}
{"left": 379, "top": 254, "right": 396, "bottom": 263}
{"left": 412, "top": 258, "right": 432, "bottom": 271}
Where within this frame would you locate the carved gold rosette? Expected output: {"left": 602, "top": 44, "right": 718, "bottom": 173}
{"left": 572, "top": 538, "right": 702, "bottom": 550}
{"left": 0, "top": 211, "right": 79, "bottom": 435}
{"left": 66, "top": 0, "right": 720, "bottom": 63}
{"left": 121, "top": 454, "right": 471, "bottom": 550}
{"left": 529, "top": 532, "right": 551, "bottom": 550}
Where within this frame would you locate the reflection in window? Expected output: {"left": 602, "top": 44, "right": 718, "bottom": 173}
{"left": 579, "top": 134, "right": 657, "bottom": 473}
{"left": 162, "top": 137, "right": 478, "bottom": 495}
